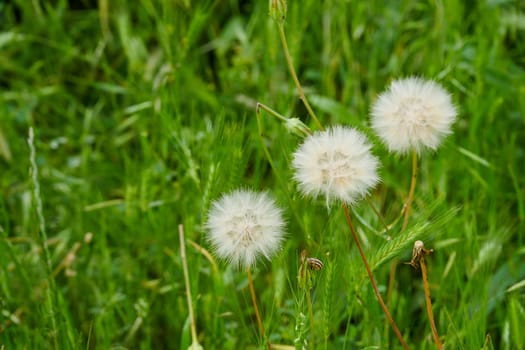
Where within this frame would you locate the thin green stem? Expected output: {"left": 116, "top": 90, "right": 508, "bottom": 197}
{"left": 257, "top": 101, "right": 312, "bottom": 137}
{"left": 306, "top": 290, "right": 315, "bottom": 347}
{"left": 28, "top": 127, "right": 58, "bottom": 347}
{"left": 257, "top": 102, "right": 289, "bottom": 123}
{"left": 187, "top": 239, "right": 219, "bottom": 276}
{"left": 256, "top": 107, "right": 308, "bottom": 240}
{"left": 277, "top": 23, "right": 323, "bottom": 131}
{"left": 247, "top": 267, "right": 271, "bottom": 350}
{"left": 365, "top": 197, "right": 391, "bottom": 238}
{"left": 179, "top": 224, "right": 200, "bottom": 348}
{"left": 342, "top": 204, "right": 410, "bottom": 350}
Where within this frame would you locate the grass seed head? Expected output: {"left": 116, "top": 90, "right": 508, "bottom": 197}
{"left": 269, "top": 0, "right": 287, "bottom": 22}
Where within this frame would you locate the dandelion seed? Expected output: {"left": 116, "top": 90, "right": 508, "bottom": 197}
{"left": 371, "top": 77, "right": 457, "bottom": 154}
{"left": 206, "top": 189, "right": 285, "bottom": 269}
{"left": 292, "top": 126, "right": 380, "bottom": 207}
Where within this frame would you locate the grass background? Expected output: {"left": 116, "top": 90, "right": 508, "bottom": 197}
{"left": 1, "top": 0, "right": 524, "bottom": 349}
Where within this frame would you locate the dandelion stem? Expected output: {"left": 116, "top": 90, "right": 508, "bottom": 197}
{"left": 257, "top": 102, "right": 289, "bottom": 123}
{"left": 247, "top": 267, "right": 271, "bottom": 350}
{"left": 178, "top": 224, "right": 200, "bottom": 348}
{"left": 277, "top": 23, "right": 323, "bottom": 131}
{"left": 385, "top": 148, "right": 419, "bottom": 341}
{"left": 342, "top": 204, "right": 410, "bottom": 350}
{"left": 420, "top": 255, "right": 443, "bottom": 350}
{"left": 402, "top": 149, "right": 419, "bottom": 231}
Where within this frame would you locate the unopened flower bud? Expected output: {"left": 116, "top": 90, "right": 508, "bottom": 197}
{"left": 269, "top": 0, "right": 287, "bottom": 23}
{"left": 284, "top": 117, "right": 311, "bottom": 137}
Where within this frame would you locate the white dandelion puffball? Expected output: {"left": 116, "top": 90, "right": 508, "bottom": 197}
{"left": 371, "top": 77, "right": 457, "bottom": 154}
{"left": 206, "top": 189, "right": 285, "bottom": 269}
{"left": 292, "top": 126, "right": 380, "bottom": 206}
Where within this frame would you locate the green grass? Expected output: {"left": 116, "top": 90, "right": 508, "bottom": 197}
{"left": 1, "top": 0, "right": 524, "bottom": 349}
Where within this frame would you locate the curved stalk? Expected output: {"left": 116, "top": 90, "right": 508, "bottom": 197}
{"left": 277, "top": 23, "right": 323, "bottom": 131}
{"left": 306, "top": 290, "right": 315, "bottom": 347}
{"left": 386, "top": 148, "right": 419, "bottom": 339}
{"left": 342, "top": 204, "right": 410, "bottom": 350}
{"left": 179, "top": 225, "right": 200, "bottom": 348}
{"left": 420, "top": 256, "right": 443, "bottom": 350}
{"left": 247, "top": 267, "right": 271, "bottom": 350}
{"left": 365, "top": 197, "right": 391, "bottom": 239}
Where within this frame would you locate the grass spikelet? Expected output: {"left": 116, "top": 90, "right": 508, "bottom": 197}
{"left": 368, "top": 205, "right": 460, "bottom": 272}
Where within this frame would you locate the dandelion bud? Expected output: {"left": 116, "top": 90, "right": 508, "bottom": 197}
{"left": 284, "top": 117, "right": 311, "bottom": 137}
{"left": 269, "top": 0, "right": 287, "bottom": 22}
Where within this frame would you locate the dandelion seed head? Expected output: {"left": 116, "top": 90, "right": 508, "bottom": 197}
{"left": 292, "top": 126, "right": 380, "bottom": 207}
{"left": 205, "top": 189, "right": 285, "bottom": 269}
{"left": 371, "top": 77, "right": 457, "bottom": 154}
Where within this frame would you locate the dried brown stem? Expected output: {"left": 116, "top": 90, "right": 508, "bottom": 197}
{"left": 247, "top": 267, "right": 271, "bottom": 350}
{"left": 385, "top": 149, "right": 419, "bottom": 341}
{"left": 420, "top": 256, "right": 443, "bottom": 350}
{"left": 342, "top": 204, "right": 410, "bottom": 350}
